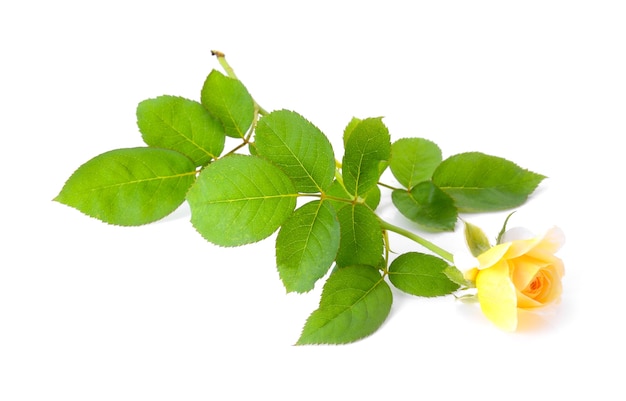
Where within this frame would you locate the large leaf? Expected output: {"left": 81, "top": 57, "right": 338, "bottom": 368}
{"left": 389, "top": 138, "right": 442, "bottom": 189}
{"left": 54, "top": 147, "right": 196, "bottom": 226}
{"left": 342, "top": 117, "right": 391, "bottom": 197}
{"left": 432, "top": 152, "right": 545, "bottom": 212}
{"left": 275, "top": 200, "right": 340, "bottom": 293}
{"left": 335, "top": 203, "right": 383, "bottom": 268}
{"left": 137, "top": 95, "right": 225, "bottom": 166}
{"left": 200, "top": 70, "right": 254, "bottom": 138}
{"left": 391, "top": 181, "right": 458, "bottom": 231}
{"left": 388, "top": 252, "right": 459, "bottom": 297}
{"left": 255, "top": 110, "right": 335, "bottom": 193}
{"left": 187, "top": 154, "right": 297, "bottom": 246}
{"left": 296, "top": 265, "right": 393, "bottom": 345}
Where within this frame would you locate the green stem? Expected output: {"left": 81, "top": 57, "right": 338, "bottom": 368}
{"left": 211, "top": 50, "right": 269, "bottom": 116}
{"left": 379, "top": 219, "right": 454, "bottom": 263}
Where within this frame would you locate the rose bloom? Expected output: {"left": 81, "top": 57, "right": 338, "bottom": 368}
{"left": 464, "top": 226, "right": 565, "bottom": 331}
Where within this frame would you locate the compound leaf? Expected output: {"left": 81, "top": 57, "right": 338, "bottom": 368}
{"left": 255, "top": 110, "right": 335, "bottom": 193}
{"left": 54, "top": 147, "right": 196, "bottom": 226}
{"left": 187, "top": 154, "right": 297, "bottom": 247}
{"left": 432, "top": 152, "right": 545, "bottom": 212}
{"left": 200, "top": 70, "right": 254, "bottom": 138}
{"left": 137, "top": 95, "right": 225, "bottom": 166}
{"left": 388, "top": 252, "right": 460, "bottom": 297}
{"left": 296, "top": 265, "right": 392, "bottom": 345}
{"left": 276, "top": 200, "right": 340, "bottom": 293}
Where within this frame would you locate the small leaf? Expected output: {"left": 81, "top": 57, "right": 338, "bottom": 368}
{"left": 388, "top": 252, "right": 460, "bottom": 297}
{"left": 464, "top": 220, "right": 492, "bottom": 257}
{"left": 336, "top": 203, "right": 383, "bottom": 268}
{"left": 276, "top": 200, "right": 340, "bottom": 293}
{"left": 200, "top": 70, "right": 254, "bottom": 138}
{"left": 187, "top": 154, "right": 297, "bottom": 247}
{"left": 391, "top": 182, "right": 458, "bottom": 231}
{"left": 255, "top": 110, "right": 335, "bottom": 193}
{"left": 390, "top": 138, "right": 442, "bottom": 189}
{"left": 137, "top": 95, "right": 225, "bottom": 166}
{"left": 55, "top": 147, "right": 196, "bottom": 226}
{"left": 342, "top": 117, "right": 391, "bottom": 197}
{"left": 432, "top": 152, "right": 546, "bottom": 212}
{"left": 296, "top": 265, "right": 392, "bottom": 345}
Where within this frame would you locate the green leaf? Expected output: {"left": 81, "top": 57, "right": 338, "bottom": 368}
{"left": 296, "top": 265, "right": 392, "bottom": 345}
{"left": 325, "top": 180, "right": 381, "bottom": 211}
{"left": 391, "top": 182, "right": 458, "bottom": 231}
{"left": 137, "top": 95, "right": 225, "bottom": 166}
{"left": 463, "top": 220, "right": 492, "bottom": 257}
{"left": 336, "top": 203, "right": 383, "bottom": 268}
{"left": 187, "top": 154, "right": 297, "bottom": 246}
{"left": 255, "top": 110, "right": 335, "bottom": 193}
{"left": 388, "top": 252, "right": 460, "bottom": 297}
{"left": 432, "top": 152, "right": 546, "bottom": 212}
{"left": 55, "top": 147, "right": 196, "bottom": 226}
{"left": 390, "top": 138, "right": 442, "bottom": 189}
{"left": 342, "top": 117, "right": 362, "bottom": 146}
{"left": 200, "top": 70, "right": 254, "bottom": 138}
{"left": 276, "top": 200, "right": 340, "bottom": 293}
{"left": 342, "top": 117, "right": 391, "bottom": 197}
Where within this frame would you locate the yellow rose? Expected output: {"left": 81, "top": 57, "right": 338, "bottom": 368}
{"left": 464, "top": 226, "right": 565, "bottom": 331}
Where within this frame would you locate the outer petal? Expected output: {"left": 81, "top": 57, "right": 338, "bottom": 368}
{"left": 476, "top": 261, "right": 518, "bottom": 331}
{"left": 477, "top": 242, "right": 512, "bottom": 270}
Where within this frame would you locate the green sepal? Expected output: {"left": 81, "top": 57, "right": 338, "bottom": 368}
{"left": 296, "top": 265, "right": 393, "bottom": 345}
{"left": 275, "top": 200, "right": 340, "bottom": 293}
{"left": 391, "top": 182, "right": 458, "bottom": 231}
{"left": 496, "top": 211, "right": 517, "bottom": 244}
{"left": 443, "top": 265, "right": 475, "bottom": 289}
{"left": 187, "top": 154, "right": 297, "bottom": 247}
{"left": 54, "top": 147, "right": 196, "bottom": 226}
{"left": 432, "top": 152, "right": 545, "bottom": 212}
{"left": 388, "top": 252, "right": 460, "bottom": 297}
{"left": 464, "top": 220, "right": 492, "bottom": 257}
{"left": 200, "top": 69, "right": 254, "bottom": 138}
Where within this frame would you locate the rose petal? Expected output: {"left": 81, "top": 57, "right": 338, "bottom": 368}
{"left": 477, "top": 242, "right": 512, "bottom": 270}
{"left": 476, "top": 260, "right": 518, "bottom": 331}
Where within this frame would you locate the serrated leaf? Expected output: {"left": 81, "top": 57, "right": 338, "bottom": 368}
{"left": 296, "top": 265, "right": 392, "bottom": 345}
{"left": 432, "top": 152, "right": 546, "bottom": 212}
{"left": 325, "top": 180, "right": 381, "bottom": 210}
{"left": 390, "top": 138, "right": 442, "bottom": 189}
{"left": 388, "top": 252, "right": 460, "bottom": 297}
{"left": 276, "top": 200, "right": 340, "bottom": 293}
{"left": 342, "top": 117, "right": 362, "bottom": 146}
{"left": 391, "top": 182, "right": 458, "bottom": 231}
{"left": 55, "top": 147, "right": 196, "bottom": 226}
{"left": 200, "top": 70, "right": 254, "bottom": 138}
{"left": 255, "top": 110, "right": 335, "bottom": 193}
{"left": 187, "top": 154, "right": 297, "bottom": 246}
{"left": 342, "top": 117, "right": 391, "bottom": 197}
{"left": 137, "top": 96, "right": 226, "bottom": 166}
{"left": 336, "top": 203, "right": 383, "bottom": 268}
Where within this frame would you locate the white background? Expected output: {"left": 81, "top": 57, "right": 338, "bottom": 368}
{"left": 2, "top": 1, "right": 625, "bottom": 399}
